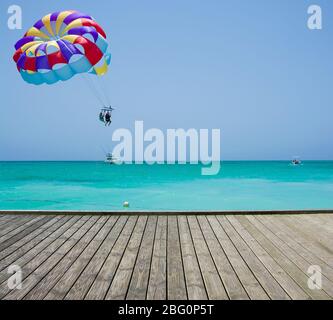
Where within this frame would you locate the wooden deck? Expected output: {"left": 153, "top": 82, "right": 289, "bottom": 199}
{"left": 0, "top": 213, "right": 332, "bottom": 300}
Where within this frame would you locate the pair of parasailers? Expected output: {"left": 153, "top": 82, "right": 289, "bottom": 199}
{"left": 99, "top": 110, "right": 112, "bottom": 126}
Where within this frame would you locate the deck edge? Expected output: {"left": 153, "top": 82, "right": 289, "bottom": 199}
{"left": 0, "top": 209, "right": 332, "bottom": 216}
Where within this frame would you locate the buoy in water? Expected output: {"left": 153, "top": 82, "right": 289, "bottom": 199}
{"left": 123, "top": 201, "right": 130, "bottom": 208}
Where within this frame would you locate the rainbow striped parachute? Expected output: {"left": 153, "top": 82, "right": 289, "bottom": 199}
{"left": 13, "top": 10, "right": 111, "bottom": 85}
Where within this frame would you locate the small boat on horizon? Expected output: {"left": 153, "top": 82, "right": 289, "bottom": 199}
{"left": 105, "top": 153, "right": 120, "bottom": 164}
{"left": 291, "top": 156, "right": 302, "bottom": 165}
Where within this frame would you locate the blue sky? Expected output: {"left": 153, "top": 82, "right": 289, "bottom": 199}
{"left": 0, "top": 0, "right": 332, "bottom": 160}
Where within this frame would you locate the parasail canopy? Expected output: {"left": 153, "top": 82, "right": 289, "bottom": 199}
{"left": 13, "top": 10, "right": 111, "bottom": 85}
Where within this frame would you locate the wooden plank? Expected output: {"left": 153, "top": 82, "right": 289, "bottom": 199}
{"left": 246, "top": 215, "right": 333, "bottom": 298}
{"left": 226, "top": 216, "right": 309, "bottom": 300}
{"left": 197, "top": 216, "right": 249, "bottom": 300}
{"left": 167, "top": 216, "right": 187, "bottom": 300}
{"left": 0, "top": 216, "right": 94, "bottom": 299}
{"left": 146, "top": 216, "right": 167, "bottom": 300}
{"left": 313, "top": 214, "right": 333, "bottom": 227}
{"left": 64, "top": 216, "right": 127, "bottom": 300}
{"left": 105, "top": 216, "right": 148, "bottom": 300}
{"left": 0, "top": 215, "right": 13, "bottom": 224}
{"left": 24, "top": 216, "right": 110, "bottom": 300}
{"left": 303, "top": 214, "right": 333, "bottom": 230}
{"left": 0, "top": 215, "right": 44, "bottom": 241}
{"left": 187, "top": 216, "right": 228, "bottom": 300}
{"left": 0, "top": 216, "right": 82, "bottom": 286}
{"left": 0, "top": 214, "right": 9, "bottom": 222}
{"left": 42, "top": 216, "right": 118, "bottom": 300}
{"left": 297, "top": 215, "right": 333, "bottom": 238}
{"left": 85, "top": 216, "right": 137, "bottom": 300}
{"left": 217, "top": 216, "right": 290, "bottom": 300}
{"left": 287, "top": 215, "right": 333, "bottom": 253}
{"left": 234, "top": 215, "right": 330, "bottom": 300}
{"left": 0, "top": 216, "right": 68, "bottom": 270}
{"left": 0, "top": 215, "right": 44, "bottom": 236}
{"left": 257, "top": 215, "right": 333, "bottom": 283}
{"left": 294, "top": 214, "right": 333, "bottom": 238}
{"left": 0, "top": 216, "right": 65, "bottom": 261}
{"left": 0, "top": 215, "right": 35, "bottom": 237}
{"left": 126, "top": 216, "right": 158, "bottom": 300}
{"left": 1, "top": 216, "right": 100, "bottom": 300}
{"left": 177, "top": 216, "right": 207, "bottom": 300}
{"left": 206, "top": 216, "right": 268, "bottom": 300}
{"left": 276, "top": 216, "right": 333, "bottom": 266}
{"left": 0, "top": 216, "right": 54, "bottom": 252}
{"left": 0, "top": 215, "right": 25, "bottom": 229}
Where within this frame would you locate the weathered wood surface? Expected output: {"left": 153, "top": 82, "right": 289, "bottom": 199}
{"left": 0, "top": 213, "right": 332, "bottom": 300}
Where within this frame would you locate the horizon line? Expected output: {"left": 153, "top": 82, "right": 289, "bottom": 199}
{"left": 1, "top": 159, "right": 332, "bottom": 163}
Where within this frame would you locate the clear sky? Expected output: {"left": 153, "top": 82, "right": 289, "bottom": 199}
{"left": 0, "top": 0, "right": 332, "bottom": 161}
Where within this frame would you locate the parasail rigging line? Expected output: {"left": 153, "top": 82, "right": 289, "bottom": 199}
{"left": 81, "top": 73, "right": 107, "bottom": 107}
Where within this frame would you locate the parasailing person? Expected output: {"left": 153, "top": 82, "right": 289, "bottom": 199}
{"left": 13, "top": 10, "right": 114, "bottom": 126}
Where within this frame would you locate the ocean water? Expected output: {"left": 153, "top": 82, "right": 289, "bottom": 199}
{"left": 0, "top": 161, "right": 333, "bottom": 211}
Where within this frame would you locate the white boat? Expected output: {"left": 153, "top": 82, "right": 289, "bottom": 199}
{"left": 105, "top": 153, "right": 119, "bottom": 164}
{"left": 291, "top": 156, "right": 302, "bottom": 165}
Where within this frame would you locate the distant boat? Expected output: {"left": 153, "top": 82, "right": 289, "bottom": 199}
{"left": 291, "top": 156, "right": 302, "bottom": 165}
{"left": 105, "top": 153, "right": 119, "bottom": 164}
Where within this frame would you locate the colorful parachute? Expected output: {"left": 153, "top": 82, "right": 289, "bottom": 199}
{"left": 13, "top": 10, "right": 111, "bottom": 85}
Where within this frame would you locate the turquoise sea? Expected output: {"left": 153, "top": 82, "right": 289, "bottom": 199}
{"left": 0, "top": 161, "right": 333, "bottom": 211}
